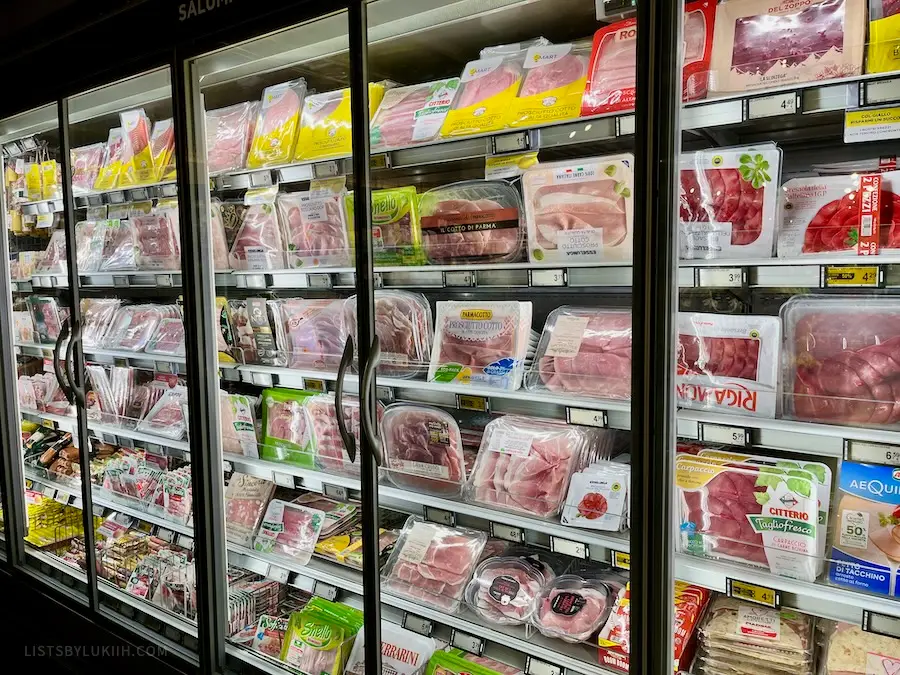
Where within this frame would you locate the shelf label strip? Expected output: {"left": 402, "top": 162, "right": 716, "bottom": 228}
{"left": 726, "top": 578, "right": 780, "bottom": 608}
{"left": 747, "top": 92, "right": 798, "bottom": 120}
{"left": 490, "top": 522, "right": 525, "bottom": 544}
{"left": 550, "top": 536, "right": 588, "bottom": 560}
{"left": 698, "top": 422, "right": 750, "bottom": 447}
{"left": 843, "top": 440, "right": 900, "bottom": 466}
{"left": 402, "top": 612, "right": 434, "bottom": 637}
{"left": 451, "top": 629, "right": 484, "bottom": 655}
{"left": 526, "top": 657, "right": 564, "bottom": 675}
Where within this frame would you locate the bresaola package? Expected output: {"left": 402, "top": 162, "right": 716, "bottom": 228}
{"left": 582, "top": 0, "right": 715, "bottom": 115}
{"left": 680, "top": 144, "right": 782, "bottom": 260}
{"left": 677, "top": 312, "right": 781, "bottom": 418}
{"left": 708, "top": 0, "right": 866, "bottom": 93}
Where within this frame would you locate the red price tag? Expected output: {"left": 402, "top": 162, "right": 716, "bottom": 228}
{"left": 857, "top": 174, "right": 882, "bottom": 256}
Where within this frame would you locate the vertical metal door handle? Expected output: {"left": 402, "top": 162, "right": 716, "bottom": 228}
{"left": 53, "top": 318, "right": 73, "bottom": 402}
{"left": 335, "top": 337, "right": 357, "bottom": 464}
{"left": 65, "top": 319, "right": 87, "bottom": 408}
{"left": 360, "top": 335, "right": 383, "bottom": 466}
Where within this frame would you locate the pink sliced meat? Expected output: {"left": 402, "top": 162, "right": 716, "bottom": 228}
{"left": 680, "top": 167, "right": 766, "bottom": 246}
{"left": 531, "top": 182, "right": 629, "bottom": 251}
{"left": 275, "top": 299, "right": 346, "bottom": 370}
{"left": 678, "top": 336, "right": 760, "bottom": 381}
{"left": 206, "top": 102, "right": 252, "bottom": 174}
{"left": 519, "top": 53, "right": 587, "bottom": 97}
{"left": 276, "top": 193, "right": 348, "bottom": 266}
{"left": 228, "top": 203, "right": 284, "bottom": 270}
{"left": 455, "top": 63, "right": 522, "bottom": 109}
{"left": 132, "top": 215, "right": 181, "bottom": 270}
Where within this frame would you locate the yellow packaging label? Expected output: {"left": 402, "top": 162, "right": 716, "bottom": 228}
{"left": 441, "top": 59, "right": 522, "bottom": 137}
{"left": 509, "top": 44, "right": 588, "bottom": 127}
{"left": 295, "top": 83, "right": 386, "bottom": 162}
{"left": 40, "top": 161, "right": 58, "bottom": 199}
{"left": 25, "top": 163, "right": 42, "bottom": 201}
{"left": 484, "top": 152, "right": 539, "bottom": 178}
{"left": 247, "top": 81, "right": 306, "bottom": 169}
{"left": 461, "top": 309, "right": 492, "bottom": 320}
{"left": 94, "top": 130, "right": 124, "bottom": 191}
{"left": 9, "top": 210, "right": 22, "bottom": 233}
{"left": 121, "top": 111, "right": 155, "bottom": 185}
{"left": 674, "top": 455, "right": 726, "bottom": 489}
{"left": 868, "top": 14, "right": 900, "bottom": 74}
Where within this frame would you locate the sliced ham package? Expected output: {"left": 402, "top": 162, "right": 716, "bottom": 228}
{"left": 295, "top": 83, "right": 387, "bottom": 162}
{"left": 509, "top": 42, "right": 591, "bottom": 127}
{"left": 275, "top": 191, "right": 351, "bottom": 268}
{"left": 582, "top": 0, "right": 715, "bottom": 115}
{"left": 677, "top": 312, "right": 781, "bottom": 418}
{"left": 271, "top": 298, "right": 346, "bottom": 370}
{"left": 259, "top": 388, "right": 317, "bottom": 467}
{"left": 370, "top": 78, "right": 460, "bottom": 151}
{"left": 223, "top": 473, "right": 275, "bottom": 548}
{"left": 777, "top": 171, "right": 900, "bottom": 257}
{"left": 102, "top": 304, "right": 180, "bottom": 352}
{"left": 145, "top": 317, "right": 186, "bottom": 356}
{"left": 137, "top": 384, "right": 188, "bottom": 440}
{"left": 380, "top": 404, "right": 465, "bottom": 497}
{"left": 119, "top": 109, "right": 155, "bottom": 186}
{"left": 99, "top": 219, "right": 139, "bottom": 272}
{"left": 206, "top": 102, "right": 253, "bottom": 174}
{"left": 81, "top": 298, "right": 120, "bottom": 348}
{"left": 532, "top": 575, "right": 613, "bottom": 643}
{"left": 252, "top": 499, "right": 325, "bottom": 566}
{"left": 464, "top": 556, "right": 546, "bottom": 626}
{"left": 344, "top": 621, "right": 436, "bottom": 675}
{"left": 429, "top": 301, "right": 534, "bottom": 391}
{"left": 220, "top": 392, "right": 259, "bottom": 457}
{"left": 680, "top": 144, "right": 782, "bottom": 260}
{"left": 306, "top": 393, "right": 383, "bottom": 476}
{"left": 708, "top": 0, "right": 866, "bottom": 93}
{"left": 526, "top": 306, "right": 632, "bottom": 400}
{"left": 228, "top": 190, "right": 285, "bottom": 270}
{"left": 71, "top": 144, "right": 104, "bottom": 195}
{"left": 247, "top": 79, "right": 307, "bottom": 169}
{"left": 210, "top": 199, "right": 230, "bottom": 270}
{"left": 522, "top": 155, "right": 634, "bottom": 263}
{"left": 381, "top": 516, "right": 487, "bottom": 613}
{"left": 132, "top": 214, "right": 181, "bottom": 270}
{"left": 345, "top": 186, "right": 424, "bottom": 266}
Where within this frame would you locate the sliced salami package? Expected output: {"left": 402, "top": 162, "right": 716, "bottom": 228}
{"left": 676, "top": 312, "right": 781, "bottom": 418}
{"left": 275, "top": 191, "right": 351, "bottom": 268}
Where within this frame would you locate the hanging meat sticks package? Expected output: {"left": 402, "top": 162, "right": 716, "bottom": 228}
{"left": 509, "top": 41, "right": 591, "bottom": 127}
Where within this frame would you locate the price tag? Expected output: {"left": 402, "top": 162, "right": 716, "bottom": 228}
{"left": 156, "top": 274, "right": 173, "bottom": 287}
{"left": 308, "top": 274, "right": 333, "bottom": 289}
{"left": 176, "top": 534, "right": 194, "bottom": 549}
{"left": 370, "top": 153, "right": 391, "bottom": 170}
{"left": 314, "top": 161, "right": 340, "bottom": 179}
{"left": 444, "top": 270, "right": 475, "bottom": 287}
{"left": 313, "top": 580, "right": 338, "bottom": 601}
{"left": 864, "top": 78, "right": 900, "bottom": 106}
{"left": 245, "top": 274, "right": 266, "bottom": 289}
{"left": 451, "top": 630, "right": 484, "bottom": 656}
{"left": 156, "top": 361, "right": 173, "bottom": 374}
{"left": 222, "top": 460, "right": 233, "bottom": 473}
{"left": 863, "top": 610, "right": 900, "bottom": 639}
{"left": 822, "top": 265, "right": 881, "bottom": 288}
{"left": 747, "top": 92, "right": 797, "bottom": 119}
{"left": 42, "top": 419, "right": 56, "bottom": 429}
{"left": 71, "top": 496, "right": 83, "bottom": 510}
{"left": 43, "top": 487, "right": 56, "bottom": 499}
{"left": 491, "top": 131, "right": 531, "bottom": 155}
{"left": 424, "top": 506, "right": 456, "bottom": 527}
{"left": 529, "top": 269, "right": 566, "bottom": 287}
{"left": 550, "top": 536, "right": 588, "bottom": 560}
{"left": 35, "top": 213, "right": 54, "bottom": 228}
{"left": 726, "top": 578, "right": 780, "bottom": 608}
{"left": 525, "top": 657, "right": 564, "bottom": 675}
{"left": 323, "top": 484, "right": 349, "bottom": 502}
{"left": 54, "top": 492, "right": 71, "bottom": 506}
{"left": 697, "top": 267, "right": 745, "bottom": 288}
{"left": 130, "top": 188, "right": 149, "bottom": 201}
{"left": 457, "top": 394, "right": 489, "bottom": 413}
{"left": 273, "top": 472, "right": 295, "bottom": 488}
{"left": 402, "top": 612, "right": 434, "bottom": 636}
{"left": 566, "top": 407, "right": 608, "bottom": 429}
{"left": 699, "top": 423, "right": 749, "bottom": 447}
{"left": 303, "top": 378, "right": 326, "bottom": 393}
{"left": 267, "top": 565, "right": 290, "bottom": 584}
{"left": 93, "top": 505, "right": 106, "bottom": 517}
{"left": 490, "top": 522, "right": 525, "bottom": 543}
{"left": 844, "top": 440, "right": 900, "bottom": 466}
{"left": 611, "top": 551, "right": 631, "bottom": 570}
{"left": 253, "top": 372, "right": 274, "bottom": 388}
{"left": 111, "top": 275, "right": 129, "bottom": 288}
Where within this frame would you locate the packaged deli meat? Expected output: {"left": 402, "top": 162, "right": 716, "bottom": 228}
{"left": 532, "top": 575, "right": 613, "bottom": 643}
{"left": 150, "top": 119, "right": 176, "bottom": 181}
{"left": 777, "top": 172, "right": 900, "bottom": 257}
{"left": 522, "top": 155, "right": 634, "bottom": 263}
{"left": 99, "top": 219, "right": 139, "bottom": 272}
{"left": 561, "top": 460, "right": 631, "bottom": 531}
{"left": 102, "top": 304, "right": 179, "bottom": 352}
{"left": 36, "top": 229, "right": 67, "bottom": 275}
{"left": 708, "top": 0, "right": 866, "bottom": 93}
{"left": 466, "top": 415, "right": 589, "bottom": 518}
{"left": 275, "top": 191, "right": 351, "bottom": 268}
{"left": 381, "top": 516, "right": 487, "bottom": 613}
{"left": 428, "top": 301, "right": 534, "bottom": 391}
{"left": 306, "top": 393, "right": 383, "bottom": 476}
{"left": 294, "top": 493, "right": 357, "bottom": 539}
{"left": 137, "top": 385, "right": 188, "bottom": 440}
{"left": 370, "top": 79, "right": 460, "bottom": 151}
{"left": 119, "top": 109, "right": 155, "bottom": 186}
{"left": 252, "top": 499, "right": 325, "bottom": 565}
{"left": 509, "top": 41, "right": 590, "bottom": 126}
{"left": 526, "top": 307, "right": 632, "bottom": 400}
{"left": 271, "top": 298, "right": 346, "bottom": 370}
{"left": 210, "top": 199, "right": 230, "bottom": 270}
{"left": 223, "top": 473, "right": 276, "bottom": 548}
{"left": 71, "top": 144, "right": 105, "bottom": 195}
{"left": 76, "top": 221, "right": 104, "bottom": 273}
{"left": 260, "top": 388, "right": 317, "bottom": 467}
{"left": 868, "top": 2, "right": 900, "bottom": 74}
{"left": 582, "top": 0, "right": 715, "bottom": 115}
{"left": 344, "top": 621, "right": 437, "bottom": 675}
{"left": 345, "top": 186, "right": 424, "bottom": 266}
{"left": 464, "top": 556, "right": 546, "bottom": 625}
{"left": 344, "top": 291, "right": 433, "bottom": 378}
{"left": 819, "top": 620, "right": 900, "bottom": 675}
{"left": 419, "top": 180, "right": 524, "bottom": 264}
{"left": 132, "top": 214, "right": 181, "bottom": 270}
{"left": 94, "top": 128, "right": 125, "bottom": 191}
{"left": 295, "top": 83, "right": 387, "bottom": 162}
{"left": 781, "top": 296, "right": 900, "bottom": 426}
{"left": 380, "top": 404, "right": 465, "bottom": 497}
{"left": 676, "top": 312, "right": 781, "bottom": 418}
{"left": 27, "top": 296, "right": 64, "bottom": 343}
{"left": 229, "top": 192, "right": 285, "bottom": 270}
{"left": 206, "top": 102, "right": 253, "bottom": 174}
{"left": 145, "top": 317, "right": 186, "bottom": 356}
{"left": 220, "top": 392, "right": 259, "bottom": 458}
{"left": 680, "top": 144, "right": 782, "bottom": 260}
{"left": 247, "top": 79, "right": 307, "bottom": 169}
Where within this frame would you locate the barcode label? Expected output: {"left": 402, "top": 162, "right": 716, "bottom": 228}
{"left": 862, "top": 214, "right": 874, "bottom": 237}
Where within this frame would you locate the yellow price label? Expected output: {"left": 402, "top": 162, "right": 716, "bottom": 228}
{"left": 727, "top": 578, "right": 779, "bottom": 608}
{"left": 612, "top": 551, "right": 630, "bottom": 570}
{"left": 303, "top": 378, "right": 326, "bottom": 393}
{"left": 824, "top": 266, "right": 880, "bottom": 288}
{"left": 41, "top": 419, "right": 55, "bottom": 429}
{"left": 457, "top": 395, "right": 489, "bottom": 412}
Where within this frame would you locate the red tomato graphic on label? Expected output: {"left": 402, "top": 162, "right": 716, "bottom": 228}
{"left": 577, "top": 492, "right": 608, "bottom": 519}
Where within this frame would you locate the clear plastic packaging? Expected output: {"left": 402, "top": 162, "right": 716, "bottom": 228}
{"left": 868, "top": 1, "right": 900, "bottom": 74}
{"left": 344, "top": 622, "right": 437, "bottom": 675}
{"left": 224, "top": 473, "right": 276, "bottom": 548}
{"left": 94, "top": 128, "right": 125, "bottom": 191}
{"left": 145, "top": 317, "right": 186, "bottom": 356}
{"left": 345, "top": 186, "right": 424, "bottom": 266}
{"left": 228, "top": 202, "right": 284, "bottom": 270}
{"left": 464, "top": 556, "right": 546, "bottom": 625}
{"left": 260, "top": 388, "right": 317, "bottom": 467}
{"left": 526, "top": 307, "right": 632, "bottom": 400}
{"left": 271, "top": 298, "right": 346, "bottom": 370}
{"left": 252, "top": 499, "right": 325, "bottom": 566}
{"left": 305, "top": 393, "right": 383, "bottom": 476}
{"left": 466, "top": 415, "right": 589, "bottom": 518}
{"left": 294, "top": 83, "right": 387, "bottom": 162}
{"left": 36, "top": 229, "right": 68, "bottom": 275}
{"left": 86, "top": 365, "right": 119, "bottom": 423}
{"left": 275, "top": 191, "right": 351, "bottom": 268}
{"left": 699, "top": 597, "right": 814, "bottom": 657}
{"left": 137, "top": 385, "right": 188, "bottom": 440}
{"left": 76, "top": 221, "right": 104, "bottom": 273}
{"left": 103, "top": 304, "right": 178, "bottom": 352}
{"left": 818, "top": 620, "right": 900, "bottom": 675}
{"left": 119, "top": 109, "right": 155, "bottom": 186}
{"left": 381, "top": 516, "right": 487, "bottom": 613}
{"left": 206, "top": 102, "right": 252, "bottom": 174}
{"left": 561, "top": 461, "right": 631, "bottom": 531}
{"left": 81, "top": 298, "right": 120, "bottom": 348}
{"left": 150, "top": 119, "right": 176, "bottom": 181}
{"left": 510, "top": 42, "right": 590, "bottom": 126}
{"left": 522, "top": 155, "right": 634, "bottom": 263}
{"left": 27, "top": 296, "right": 63, "bottom": 343}
{"left": 380, "top": 404, "right": 465, "bottom": 497}
{"left": 131, "top": 214, "right": 181, "bottom": 270}
{"left": 419, "top": 180, "right": 524, "bottom": 264}
{"left": 99, "top": 219, "right": 139, "bottom": 272}
{"left": 210, "top": 198, "right": 230, "bottom": 270}
{"left": 247, "top": 79, "right": 307, "bottom": 169}
{"left": 532, "top": 575, "right": 612, "bottom": 643}
{"left": 71, "top": 144, "right": 105, "bottom": 195}
{"left": 220, "top": 392, "right": 259, "bottom": 458}
{"left": 370, "top": 79, "right": 461, "bottom": 150}
{"left": 13, "top": 311, "right": 35, "bottom": 343}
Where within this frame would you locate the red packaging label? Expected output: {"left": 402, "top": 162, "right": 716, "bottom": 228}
{"left": 857, "top": 173, "right": 881, "bottom": 256}
{"left": 879, "top": 156, "right": 897, "bottom": 172}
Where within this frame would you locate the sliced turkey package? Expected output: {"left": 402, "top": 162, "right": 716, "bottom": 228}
{"left": 306, "top": 393, "right": 384, "bottom": 476}
{"left": 532, "top": 575, "right": 613, "bottom": 643}
{"left": 252, "top": 499, "right": 325, "bottom": 566}
{"left": 777, "top": 171, "right": 900, "bottom": 256}
{"left": 526, "top": 306, "right": 632, "bottom": 400}
{"left": 206, "top": 102, "right": 253, "bottom": 174}
{"left": 246, "top": 79, "right": 307, "bottom": 169}
{"left": 781, "top": 296, "right": 900, "bottom": 426}
{"left": 381, "top": 516, "right": 487, "bottom": 613}
{"left": 464, "top": 556, "right": 546, "bottom": 625}
{"left": 465, "top": 415, "right": 589, "bottom": 518}
{"left": 582, "top": 0, "right": 715, "bottom": 115}
{"left": 370, "top": 78, "right": 460, "bottom": 150}
{"left": 419, "top": 180, "right": 524, "bottom": 264}
{"left": 509, "top": 42, "right": 591, "bottom": 127}
{"left": 522, "top": 155, "right": 634, "bottom": 263}
{"left": 275, "top": 191, "right": 351, "bottom": 268}
{"left": 271, "top": 298, "right": 346, "bottom": 370}
{"left": 429, "top": 301, "right": 534, "bottom": 391}
{"left": 680, "top": 144, "right": 782, "bottom": 260}
{"left": 677, "top": 312, "right": 781, "bottom": 418}
{"left": 380, "top": 404, "right": 465, "bottom": 497}
{"left": 228, "top": 193, "right": 285, "bottom": 270}
{"left": 708, "top": 0, "right": 866, "bottom": 93}
{"left": 344, "top": 291, "right": 433, "bottom": 378}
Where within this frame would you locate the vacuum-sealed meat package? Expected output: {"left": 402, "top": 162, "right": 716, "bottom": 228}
{"left": 680, "top": 144, "right": 782, "bottom": 260}
{"left": 819, "top": 621, "right": 900, "bottom": 675}
{"left": 253, "top": 499, "right": 325, "bottom": 566}
{"left": 380, "top": 404, "right": 465, "bottom": 497}
{"left": 419, "top": 180, "right": 524, "bottom": 264}
{"left": 210, "top": 199, "right": 230, "bottom": 270}
{"left": 228, "top": 200, "right": 285, "bottom": 270}
{"left": 132, "top": 214, "right": 181, "bottom": 270}
{"left": 295, "top": 83, "right": 387, "bottom": 162}
{"left": 677, "top": 312, "right": 781, "bottom": 418}
{"left": 271, "top": 298, "right": 346, "bottom": 370}
{"left": 220, "top": 392, "right": 259, "bottom": 458}
{"left": 224, "top": 473, "right": 275, "bottom": 548}
{"left": 275, "top": 191, "right": 351, "bottom": 268}
{"left": 81, "top": 298, "right": 120, "bottom": 348}
{"left": 119, "top": 109, "right": 155, "bottom": 186}
{"left": 145, "top": 317, "right": 186, "bottom": 356}
{"left": 381, "top": 516, "right": 487, "bottom": 613}
{"left": 509, "top": 42, "right": 590, "bottom": 127}
{"left": 370, "top": 79, "right": 460, "bottom": 150}
{"left": 532, "top": 575, "right": 613, "bottom": 643}
{"left": 522, "top": 155, "right": 634, "bottom": 263}
{"left": 466, "top": 415, "right": 589, "bottom": 518}
{"left": 150, "top": 119, "right": 176, "bottom": 181}
{"left": 247, "top": 79, "right": 307, "bottom": 169}
{"left": 99, "top": 219, "right": 140, "bottom": 272}
{"left": 71, "top": 143, "right": 105, "bottom": 195}
{"left": 206, "top": 102, "right": 253, "bottom": 174}
{"left": 94, "top": 128, "right": 125, "bottom": 191}
{"left": 464, "top": 556, "right": 546, "bottom": 625}
{"left": 429, "top": 301, "right": 533, "bottom": 391}
{"left": 526, "top": 307, "right": 632, "bottom": 400}
{"left": 27, "top": 296, "right": 64, "bottom": 343}
{"left": 103, "top": 304, "right": 178, "bottom": 352}
{"left": 76, "top": 221, "right": 104, "bottom": 273}
{"left": 344, "top": 622, "right": 437, "bottom": 675}
{"left": 260, "top": 388, "right": 317, "bottom": 466}
{"left": 345, "top": 186, "right": 424, "bottom": 266}
{"left": 36, "top": 229, "right": 68, "bottom": 275}
{"left": 137, "top": 385, "right": 188, "bottom": 440}
{"left": 306, "top": 393, "right": 383, "bottom": 476}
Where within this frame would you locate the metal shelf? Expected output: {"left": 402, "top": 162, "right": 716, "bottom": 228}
{"left": 91, "top": 487, "right": 194, "bottom": 536}
{"left": 73, "top": 180, "right": 178, "bottom": 207}
{"left": 88, "top": 421, "right": 190, "bottom": 454}
{"left": 25, "top": 547, "right": 87, "bottom": 584}
{"left": 29, "top": 273, "right": 68, "bottom": 289}
{"left": 79, "top": 270, "right": 184, "bottom": 289}
{"left": 22, "top": 409, "right": 77, "bottom": 433}
{"left": 83, "top": 347, "right": 186, "bottom": 372}
{"left": 99, "top": 579, "right": 198, "bottom": 638}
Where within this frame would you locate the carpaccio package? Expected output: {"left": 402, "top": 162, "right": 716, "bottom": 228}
{"left": 210, "top": 199, "right": 230, "bottom": 270}
{"left": 71, "top": 144, "right": 105, "bottom": 195}
{"left": 224, "top": 473, "right": 276, "bottom": 548}
{"left": 119, "top": 109, "right": 155, "bottom": 186}
{"left": 370, "top": 79, "right": 460, "bottom": 150}
{"left": 532, "top": 575, "right": 613, "bottom": 643}
{"left": 419, "top": 180, "right": 525, "bottom": 264}
{"left": 228, "top": 200, "right": 284, "bottom": 270}
{"left": 206, "top": 102, "right": 253, "bottom": 174}
{"left": 428, "top": 301, "right": 534, "bottom": 391}
{"left": 465, "top": 415, "right": 589, "bottom": 518}
{"left": 680, "top": 144, "right": 782, "bottom": 260}
{"left": 777, "top": 172, "right": 900, "bottom": 257}
{"left": 464, "top": 556, "right": 546, "bottom": 625}
{"left": 582, "top": 0, "right": 715, "bottom": 115}
{"left": 271, "top": 298, "right": 346, "bottom": 370}
{"left": 526, "top": 307, "right": 632, "bottom": 400}
{"left": 380, "top": 404, "right": 465, "bottom": 497}
{"left": 221, "top": 392, "right": 259, "bottom": 457}
{"left": 275, "top": 191, "right": 351, "bottom": 268}
{"left": 27, "top": 296, "right": 63, "bottom": 343}
{"left": 99, "top": 219, "right": 140, "bottom": 272}
{"left": 708, "top": 0, "right": 866, "bottom": 93}
{"left": 247, "top": 79, "right": 307, "bottom": 169}
{"left": 522, "top": 155, "right": 634, "bottom": 263}
{"left": 676, "top": 312, "right": 781, "bottom": 418}
{"left": 137, "top": 385, "right": 188, "bottom": 440}
{"left": 81, "top": 298, "right": 120, "bottom": 348}
{"left": 131, "top": 214, "right": 181, "bottom": 270}
{"left": 94, "top": 128, "right": 125, "bottom": 191}
{"left": 509, "top": 42, "right": 591, "bottom": 127}
{"left": 295, "top": 83, "right": 387, "bottom": 162}
{"left": 381, "top": 516, "right": 487, "bottom": 613}
{"left": 781, "top": 296, "right": 900, "bottom": 426}
{"left": 306, "top": 393, "right": 384, "bottom": 476}
{"left": 253, "top": 499, "right": 325, "bottom": 565}
{"left": 345, "top": 186, "right": 424, "bottom": 266}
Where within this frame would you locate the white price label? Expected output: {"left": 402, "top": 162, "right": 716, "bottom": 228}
{"left": 697, "top": 267, "right": 745, "bottom": 288}
{"left": 36, "top": 213, "right": 54, "bottom": 228}
{"left": 567, "top": 407, "right": 608, "bottom": 428}
{"left": 156, "top": 362, "right": 173, "bottom": 374}
{"left": 267, "top": 565, "right": 290, "bottom": 584}
{"left": 550, "top": 536, "right": 588, "bottom": 560}
{"left": 845, "top": 440, "right": 900, "bottom": 466}
{"left": 444, "top": 271, "right": 475, "bottom": 287}
{"left": 424, "top": 506, "right": 455, "bottom": 527}
{"left": 492, "top": 132, "right": 529, "bottom": 154}
{"left": 748, "top": 92, "right": 797, "bottom": 119}
{"left": 863, "top": 610, "right": 900, "bottom": 639}
{"left": 864, "top": 78, "right": 900, "bottom": 106}
{"left": 699, "top": 423, "right": 749, "bottom": 446}
{"left": 253, "top": 372, "right": 274, "bottom": 388}
{"left": 490, "top": 522, "right": 525, "bottom": 543}
{"left": 313, "top": 580, "right": 338, "bottom": 601}
{"left": 530, "top": 269, "right": 566, "bottom": 287}
{"left": 323, "top": 484, "right": 349, "bottom": 502}
{"left": 130, "top": 188, "right": 149, "bottom": 201}
{"left": 308, "top": 274, "right": 333, "bottom": 289}
{"left": 113, "top": 276, "right": 129, "bottom": 288}
{"left": 156, "top": 274, "right": 173, "bottom": 287}
{"left": 451, "top": 630, "right": 484, "bottom": 655}
{"left": 176, "top": 534, "right": 194, "bottom": 549}
{"left": 526, "top": 658, "right": 564, "bottom": 675}
{"left": 402, "top": 613, "right": 434, "bottom": 636}
{"left": 273, "top": 472, "right": 294, "bottom": 488}
{"left": 71, "top": 496, "right": 83, "bottom": 510}
{"left": 314, "top": 161, "right": 340, "bottom": 179}
{"left": 43, "top": 487, "right": 56, "bottom": 499}
{"left": 245, "top": 273, "right": 266, "bottom": 289}
{"left": 222, "top": 460, "right": 233, "bottom": 473}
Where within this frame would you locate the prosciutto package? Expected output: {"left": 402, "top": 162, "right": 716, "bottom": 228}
{"left": 419, "top": 180, "right": 524, "bottom": 264}
{"left": 429, "top": 301, "right": 533, "bottom": 391}
{"left": 145, "top": 318, "right": 186, "bottom": 356}
{"left": 275, "top": 191, "right": 351, "bottom": 268}
{"left": 206, "top": 102, "right": 253, "bottom": 174}
{"left": 253, "top": 499, "right": 325, "bottom": 566}
{"left": 509, "top": 42, "right": 591, "bottom": 127}
{"left": 81, "top": 299, "right": 120, "bottom": 348}
{"left": 94, "top": 128, "right": 125, "bottom": 191}
{"left": 532, "top": 576, "right": 613, "bottom": 643}
{"left": 466, "top": 415, "right": 589, "bottom": 518}
{"left": 27, "top": 296, "right": 63, "bottom": 343}
{"left": 103, "top": 304, "right": 179, "bottom": 351}
{"left": 370, "top": 79, "right": 460, "bottom": 150}
{"left": 260, "top": 388, "right": 316, "bottom": 466}
{"left": 582, "top": 0, "right": 715, "bottom": 115}
{"left": 210, "top": 199, "right": 230, "bottom": 270}
{"left": 381, "top": 516, "right": 487, "bottom": 613}
{"left": 381, "top": 404, "right": 465, "bottom": 496}
{"left": 344, "top": 291, "right": 433, "bottom": 378}
{"left": 526, "top": 307, "right": 632, "bottom": 400}
{"left": 522, "top": 156, "right": 634, "bottom": 263}
{"left": 709, "top": 0, "right": 866, "bottom": 93}
{"left": 464, "top": 556, "right": 546, "bottom": 625}
{"left": 71, "top": 144, "right": 105, "bottom": 195}
{"left": 137, "top": 385, "right": 188, "bottom": 440}
{"left": 119, "top": 109, "right": 155, "bottom": 186}
{"left": 228, "top": 202, "right": 284, "bottom": 270}
{"left": 99, "top": 219, "right": 139, "bottom": 272}
{"left": 677, "top": 312, "right": 781, "bottom": 418}
{"left": 224, "top": 474, "right": 275, "bottom": 547}
{"left": 247, "top": 79, "right": 307, "bottom": 169}
{"left": 271, "top": 298, "right": 346, "bottom": 370}
{"left": 306, "top": 394, "right": 383, "bottom": 476}
{"left": 132, "top": 214, "right": 181, "bottom": 270}
{"left": 294, "top": 84, "right": 388, "bottom": 162}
